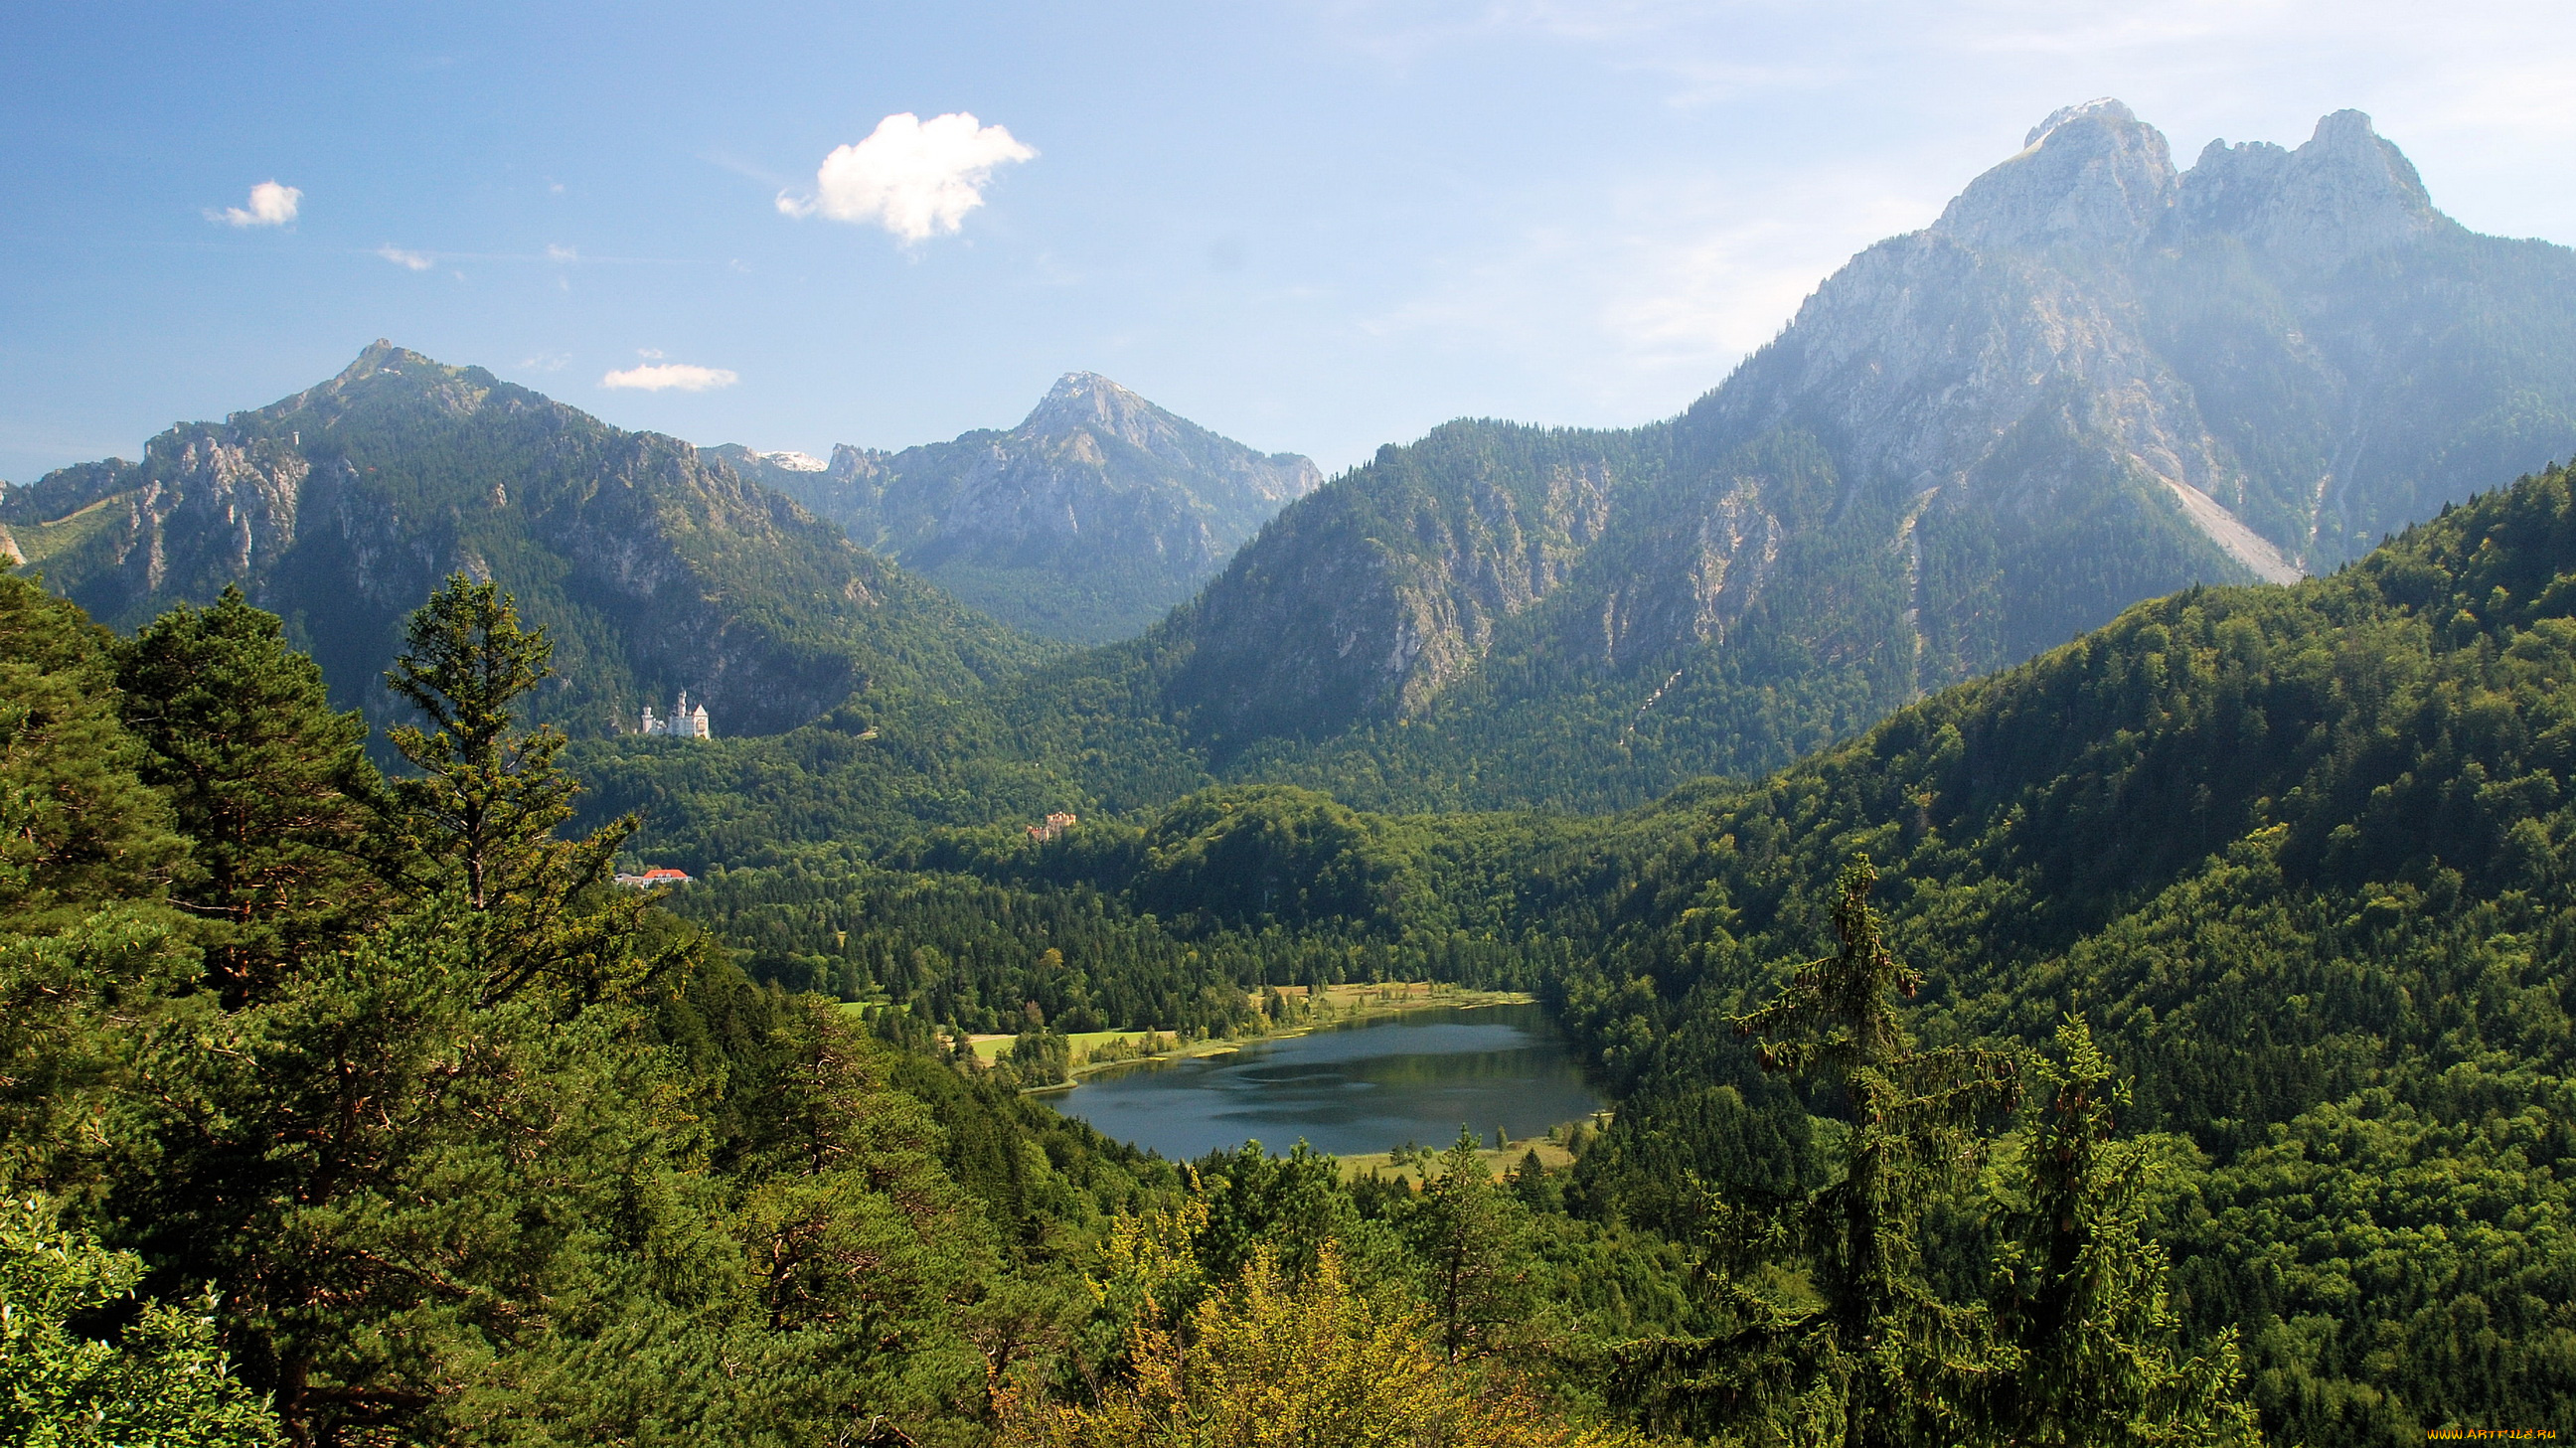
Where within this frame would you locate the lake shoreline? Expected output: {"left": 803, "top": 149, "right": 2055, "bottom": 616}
{"left": 971, "top": 981, "right": 1542, "bottom": 1090}
{"left": 1036, "top": 997, "right": 1607, "bottom": 1165}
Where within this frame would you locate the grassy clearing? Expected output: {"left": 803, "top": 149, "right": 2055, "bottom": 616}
{"left": 1335, "top": 1114, "right": 1609, "bottom": 1182}
{"left": 955, "top": 979, "right": 1538, "bottom": 1074}
{"left": 7, "top": 492, "right": 128, "bottom": 571}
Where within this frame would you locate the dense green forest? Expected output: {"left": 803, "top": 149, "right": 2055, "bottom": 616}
{"left": 1549, "top": 465, "right": 2576, "bottom": 1442}
{"left": 13, "top": 464, "right": 2576, "bottom": 1444}
{"left": 620, "top": 462, "right": 2576, "bottom": 1443}
{"left": 21, "top": 569, "right": 2247, "bottom": 1445}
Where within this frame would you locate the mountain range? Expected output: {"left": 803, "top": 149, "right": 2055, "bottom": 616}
{"left": 714, "top": 373, "right": 1321, "bottom": 642}
{"left": 9, "top": 101, "right": 2574, "bottom": 822}
{"left": 1089, "top": 100, "right": 2576, "bottom": 809}
{"left": 0, "top": 342, "right": 1039, "bottom": 734}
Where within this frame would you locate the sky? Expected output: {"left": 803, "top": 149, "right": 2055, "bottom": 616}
{"left": 4, "top": 1, "right": 2574, "bottom": 485}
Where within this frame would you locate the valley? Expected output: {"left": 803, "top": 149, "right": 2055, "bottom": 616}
{"left": 6, "top": 95, "right": 2575, "bottom": 1448}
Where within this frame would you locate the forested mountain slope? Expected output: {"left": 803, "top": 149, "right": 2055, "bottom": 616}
{"left": 1024, "top": 100, "right": 2576, "bottom": 812}
{"left": 719, "top": 373, "right": 1320, "bottom": 643}
{"left": 1546, "top": 461, "right": 2576, "bottom": 1444}
{"left": 1, "top": 342, "right": 1042, "bottom": 734}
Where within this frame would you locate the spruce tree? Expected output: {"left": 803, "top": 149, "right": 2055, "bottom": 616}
{"left": 1730, "top": 856, "right": 2020, "bottom": 1448}
{"left": 379, "top": 574, "right": 644, "bottom": 1003}
{"left": 1615, "top": 857, "right": 2017, "bottom": 1445}
{"left": 1983, "top": 1017, "right": 2260, "bottom": 1446}
{"left": 116, "top": 585, "right": 384, "bottom": 1006}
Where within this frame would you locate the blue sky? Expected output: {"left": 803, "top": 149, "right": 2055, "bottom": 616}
{"left": 5, "top": 1, "right": 2573, "bottom": 483}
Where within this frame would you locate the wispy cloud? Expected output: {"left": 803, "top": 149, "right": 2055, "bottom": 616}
{"left": 376, "top": 244, "right": 435, "bottom": 271}
{"left": 1358, "top": 159, "right": 1935, "bottom": 421}
{"left": 600, "top": 361, "right": 738, "bottom": 392}
{"left": 776, "top": 112, "right": 1037, "bottom": 241}
{"left": 210, "top": 180, "right": 301, "bottom": 228}
{"left": 546, "top": 243, "right": 578, "bottom": 262}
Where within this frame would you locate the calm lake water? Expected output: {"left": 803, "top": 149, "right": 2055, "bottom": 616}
{"left": 1053, "top": 1002, "right": 1604, "bottom": 1161}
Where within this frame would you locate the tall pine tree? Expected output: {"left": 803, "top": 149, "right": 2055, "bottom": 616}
{"left": 1728, "top": 856, "right": 2020, "bottom": 1448}
{"left": 380, "top": 574, "right": 645, "bottom": 1003}
{"left": 117, "top": 585, "right": 384, "bottom": 1006}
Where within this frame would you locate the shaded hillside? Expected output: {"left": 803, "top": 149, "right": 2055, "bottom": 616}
{"left": 1547, "top": 462, "right": 2576, "bottom": 1444}
{"left": 720, "top": 373, "right": 1319, "bottom": 643}
{"left": 1043, "top": 101, "right": 2576, "bottom": 812}
{"left": 3, "top": 342, "right": 1043, "bottom": 734}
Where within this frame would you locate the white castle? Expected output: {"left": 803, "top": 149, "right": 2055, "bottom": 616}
{"left": 640, "top": 690, "right": 712, "bottom": 739}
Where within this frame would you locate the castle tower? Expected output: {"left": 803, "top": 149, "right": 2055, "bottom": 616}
{"left": 689, "top": 702, "right": 710, "bottom": 738}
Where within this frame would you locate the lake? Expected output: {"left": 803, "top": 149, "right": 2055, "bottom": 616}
{"left": 1052, "top": 1002, "right": 1604, "bottom": 1161}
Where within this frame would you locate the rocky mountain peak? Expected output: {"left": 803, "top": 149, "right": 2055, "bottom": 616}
{"left": 2181, "top": 108, "right": 2443, "bottom": 268}
{"left": 748, "top": 374, "right": 1321, "bottom": 642}
{"left": 1935, "top": 97, "right": 2175, "bottom": 250}
{"left": 2024, "top": 96, "right": 2137, "bottom": 148}
{"left": 1018, "top": 371, "right": 1174, "bottom": 449}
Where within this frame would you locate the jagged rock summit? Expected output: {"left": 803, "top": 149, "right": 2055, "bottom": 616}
{"left": 1936, "top": 98, "right": 2443, "bottom": 268}
{"left": 1936, "top": 98, "right": 2176, "bottom": 249}
{"left": 726, "top": 373, "right": 1320, "bottom": 643}
{"left": 2181, "top": 109, "right": 2441, "bottom": 264}
{"left": 1129, "top": 101, "right": 2576, "bottom": 809}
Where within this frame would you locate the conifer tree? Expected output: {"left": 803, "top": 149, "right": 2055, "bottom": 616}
{"left": 0, "top": 575, "right": 184, "bottom": 934}
{"left": 380, "top": 574, "right": 644, "bottom": 1002}
{"left": 116, "top": 585, "right": 384, "bottom": 1006}
{"left": 1404, "top": 1128, "right": 1530, "bottom": 1364}
{"left": 0, "top": 576, "right": 191, "bottom": 1198}
{"left": 1983, "top": 1017, "right": 2260, "bottom": 1447}
{"left": 1729, "top": 856, "right": 2020, "bottom": 1448}
{"left": 1616, "top": 858, "right": 2017, "bottom": 1445}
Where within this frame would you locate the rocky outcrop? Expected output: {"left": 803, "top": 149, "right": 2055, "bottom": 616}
{"left": 1933, "top": 98, "right": 2176, "bottom": 251}
{"left": 1170, "top": 426, "right": 1619, "bottom": 741}
{"left": 2177, "top": 109, "right": 2443, "bottom": 265}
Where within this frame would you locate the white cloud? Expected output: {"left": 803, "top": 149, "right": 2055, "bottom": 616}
{"left": 211, "top": 180, "right": 301, "bottom": 228}
{"left": 546, "top": 243, "right": 578, "bottom": 262}
{"left": 600, "top": 362, "right": 738, "bottom": 392}
{"left": 377, "top": 244, "right": 434, "bottom": 270}
{"left": 776, "top": 111, "right": 1036, "bottom": 241}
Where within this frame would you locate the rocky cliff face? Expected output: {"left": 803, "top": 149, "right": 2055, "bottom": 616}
{"left": 1129, "top": 102, "right": 2576, "bottom": 803}
{"left": 727, "top": 374, "right": 1320, "bottom": 643}
{"left": 1170, "top": 424, "right": 1629, "bottom": 741}
{"left": 5, "top": 343, "right": 1036, "bottom": 734}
